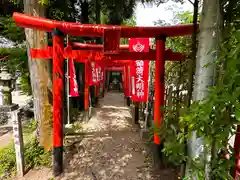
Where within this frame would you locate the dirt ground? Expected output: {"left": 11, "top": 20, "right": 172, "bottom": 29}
{"left": 13, "top": 92, "right": 178, "bottom": 180}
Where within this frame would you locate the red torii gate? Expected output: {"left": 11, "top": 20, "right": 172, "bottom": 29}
{"left": 13, "top": 12, "right": 194, "bottom": 176}
{"left": 30, "top": 43, "right": 185, "bottom": 119}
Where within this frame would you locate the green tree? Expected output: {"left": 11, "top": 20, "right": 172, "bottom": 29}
{"left": 153, "top": 0, "right": 240, "bottom": 179}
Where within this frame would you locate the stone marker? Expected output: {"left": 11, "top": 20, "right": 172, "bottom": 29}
{"left": 0, "top": 67, "right": 24, "bottom": 176}
{"left": 12, "top": 110, "right": 24, "bottom": 177}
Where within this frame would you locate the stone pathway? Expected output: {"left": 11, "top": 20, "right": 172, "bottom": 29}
{"left": 58, "top": 92, "right": 177, "bottom": 180}
{"left": 58, "top": 92, "right": 152, "bottom": 180}
{"left": 13, "top": 92, "right": 178, "bottom": 180}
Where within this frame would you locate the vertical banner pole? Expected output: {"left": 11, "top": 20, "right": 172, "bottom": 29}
{"left": 128, "top": 66, "right": 131, "bottom": 101}
{"left": 153, "top": 35, "right": 166, "bottom": 145}
{"left": 102, "top": 67, "right": 105, "bottom": 97}
{"left": 84, "top": 61, "right": 89, "bottom": 121}
{"left": 52, "top": 28, "right": 64, "bottom": 176}
{"left": 66, "top": 35, "right": 71, "bottom": 125}
{"left": 144, "top": 62, "right": 151, "bottom": 130}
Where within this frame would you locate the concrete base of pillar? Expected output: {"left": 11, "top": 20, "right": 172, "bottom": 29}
{"left": 89, "top": 106, "right": 93, "bottom": 118}
{"left": 126, "top": 97, "right": 131, "bottom": 106}
{"left": 124, "top": 96, "right": 127, "bottom": 106}
{"left": 84, "top": 110, "right": 89, "bottom": 123}
{"left": 135, "top": 103, "right": 139, "bottom": 124}
{"left": 130, "top": 104, "right": 135, "bottom": 125}
{"left": 95, "top": 97, "right": 99, "bottom": 106}
{"left": 151, "top": 143, "right": 162, "bottom": 170}
{"left": 131, "top": 104, "right": 139, "bottom": 125}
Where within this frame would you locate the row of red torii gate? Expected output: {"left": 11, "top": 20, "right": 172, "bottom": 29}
{"left": 12, "top": 12, "right": 195, "bottom": 177}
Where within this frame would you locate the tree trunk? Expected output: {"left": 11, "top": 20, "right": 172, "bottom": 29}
{"left": 80, "top": 0, "right": 89, "bottom": 24}
{"left": 24, "top": 0, "right": 53, "bottom": 150}
{"left": 183, "top": 0, "right": 199, "bottom": 178}
{"left": 95, "top": 0, "right": 102, "bottom": 44}
{"left": 186, "top": 0, "right": 223, "bottom": 178}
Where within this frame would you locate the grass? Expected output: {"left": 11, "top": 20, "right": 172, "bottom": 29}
{"left": 0, "top": 120, "right": 51, "bottom": 179}
{"left": 0, "top": 108, "right": 84, "bottom": 179}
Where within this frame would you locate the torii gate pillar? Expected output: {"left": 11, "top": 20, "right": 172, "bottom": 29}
{"left": 52, "top": 29, "right": 64, "bottom": 176}
{"left": 153, "top": 35, "right": 166, "bottom": 145}
{"left": 152, "top": 35, "right": 166, "bottom": 169}
{"left": 84, "top": 62, "right": 90, "bottom": 122}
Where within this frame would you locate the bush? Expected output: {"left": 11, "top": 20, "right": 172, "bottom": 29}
{"left": 20, "top": 72, "right": 32, "bottom": 95}
{"left": 0, "top": 138, "right": 51, "bottom": 179}
{"left": 24, "top": 138, "right": 51, "bottom": 168}
{"left": 0, "top": 144, "right": 16, "bottom": 179}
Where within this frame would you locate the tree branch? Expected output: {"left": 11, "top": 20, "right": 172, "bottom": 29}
{"left": 0, "top": 55, "right": 9, "bottom": 61}
{"left": 187, "top": 0, "right": 194, "bottom": 4}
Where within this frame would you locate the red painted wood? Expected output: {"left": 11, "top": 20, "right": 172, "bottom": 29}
{"left": 105, "top": 67, "right": 124, "bottom": 71}
{"left": 153, "top": 37, "right": 165, "bottom": 145}
{"left": 124, "top": 65, "right": 130, "bottom": 97}
{"left": 30, "top": 47, "right": 185, "bottom": 61}
{"left": 13, "top": 12, "right": 196, "bottom": 38}
{"left": 84, "top": 61, "right": 89, "bottom": 110}
{"left": 72, "top": 42, "right": 129, "bottom": 50}
{"left": 103, "top": 28, "right": 121, "bottom": 54}
{"left": 52, "top": 33, "right": 64, "bottom": 148}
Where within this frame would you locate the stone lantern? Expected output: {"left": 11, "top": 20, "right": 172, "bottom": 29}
{"left": 0, "top": 66, "right": 18, "bottom": 109}
{"left": 0, "top": 66, "right": 14, "bottom": 105}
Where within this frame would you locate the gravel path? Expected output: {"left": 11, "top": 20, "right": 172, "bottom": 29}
{"left": 59, "top": 92, "right": 154, "bottom": 180}
{"left": 13, "top": 92, "right": 178, "bottom": 180}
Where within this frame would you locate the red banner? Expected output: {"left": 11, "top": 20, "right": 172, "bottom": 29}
{"left": 69, "top": 59, "right": 79, "bottom": 97}
{"left": 129, "top": 38, "right": 150, "bottom": 102}
{"left": 89, "top": 62, "right": 104, "bottom": 86}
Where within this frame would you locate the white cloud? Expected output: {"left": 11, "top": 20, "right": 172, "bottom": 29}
{"left": 135, "top": 0, "right": 193, "bottom": 26}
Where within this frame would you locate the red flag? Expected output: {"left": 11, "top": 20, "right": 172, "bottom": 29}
{"left": 89, "top": 61, "right": 104, "bottom": 86}
{"left": 66, "top": 42, "right": 79, "bottom": 97}
{"left": 129, "top": 38, "right": 150, "bottom": 102}
{"left": 69, "top": 58, "right": 79, "bottom": 97}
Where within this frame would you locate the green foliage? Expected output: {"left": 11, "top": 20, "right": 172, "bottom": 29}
{"left": 0, "top": 120, "right": 50, "bottom": 178}
{"left": 0, "top": 16, "right": 25, "bottom": 42}
{"left": 0, "top": 48, "right": 28, "bottom": 73}
{"left": 0, "top": 47, "right": 31, "bottom": 95}
{"left": 151, "top": 8, "right": 240, "bottom": 179}
{"left": 0, "top": 138, "right": 51, "bottom": 179}
{"left": 0, "top": 143, "right": 16, "bottom": 178}
{"left": 184, "top": 29, "right": 239, "bottom": 179}
{"left": 23, "top": 120, "right": 38, "bottom": 134}
{"left": 100, "top": 0, "right": 136, "bottom": 25}
{"left": 120, "top": 16, "right": 137, "bottom": 44}
{"left": 159, "top": 27, "right": 240, "bottom": 179}
{"left": 149, "top": 12, "right": 192, "bottom": 167}
{"left": 154, "top": 11, "right": 192, "bottom": 87}
{"left": 24, "top": 138, "right": 52, "bottom": 168}
{"left": 20, "top": 72, "right": 32, "bottom": 95}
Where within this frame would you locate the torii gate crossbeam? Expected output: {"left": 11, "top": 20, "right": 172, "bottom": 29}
{"left": 12, "top": 12, "right": 196, "bottom": 177}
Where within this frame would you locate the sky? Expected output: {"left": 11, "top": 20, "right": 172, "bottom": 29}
{"left": 135, "top": 0, "right": 193, "bottom": 26}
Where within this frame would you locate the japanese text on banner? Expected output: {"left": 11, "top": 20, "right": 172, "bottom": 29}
{"left": 129, "top": 38, "right": 150, "bottom": 102}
